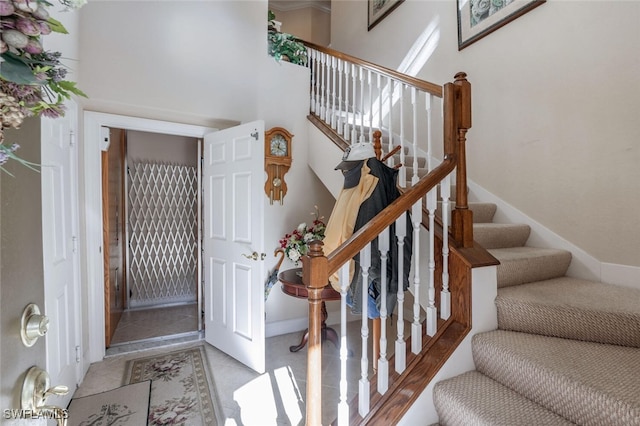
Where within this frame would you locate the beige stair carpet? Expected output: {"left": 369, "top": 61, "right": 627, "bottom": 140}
{"left": 433, "top": 371, "right": 574, "bottom": 426}
{"left": 472, "top": 330, "right": 640, "bottom": 426}
{"left": 497, "top": 277, "right": 640, "bottom": 347}
{"left": 489, "top": 246, "right": 572, "bottom": 287}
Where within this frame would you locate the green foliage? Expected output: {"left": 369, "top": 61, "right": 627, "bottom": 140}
{"left": 267, "top": 10, "right": 308, "bottom": 66}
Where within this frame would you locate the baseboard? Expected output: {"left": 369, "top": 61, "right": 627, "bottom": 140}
{"left": 265, "top": 310, "right": 360, "bottom": 338}
{"left": 601, "top": 263, "right": 640, "bottom": 289}
{"left": 266, "top": 317, "right": 308, "bottom": 338}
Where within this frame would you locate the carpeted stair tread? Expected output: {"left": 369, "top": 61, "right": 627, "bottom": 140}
{"left": 436, "top": 201, "right": 497, "bottom": 223}
{"left": 489, "top": 247, "right": 572, "bottom": 288}
{"left": 474, "top": 223, "right": 530, "bottom": 248}
{"left": 473, "top": 330, "right": 640, "bottom": 426}
{"left": 469, "top": 202, "right": 496, "bottom": 223}
{"left": 433, "top": 370, "right": 574, "bottom": 426}
{"left": 497, "top": 277, "right": 640, "bottom": 347}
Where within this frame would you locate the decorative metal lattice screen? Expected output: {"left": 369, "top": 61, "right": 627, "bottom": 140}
{"left": 128, "top": 161, "right": 198, "bottom": 307}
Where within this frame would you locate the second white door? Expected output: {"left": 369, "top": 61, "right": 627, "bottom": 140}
{"left": 203, "top": 120, "right": 266, "bottom": 374}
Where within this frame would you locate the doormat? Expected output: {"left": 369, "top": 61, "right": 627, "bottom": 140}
{"left": 67, "top": 380, "right": 151, "bottom": 426}
{"left": 124, "top": 345, "right": 220, "bottom": 425}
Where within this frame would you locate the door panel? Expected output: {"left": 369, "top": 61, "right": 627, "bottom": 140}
{"left": 203, "top": 120, "right": 265, "bottom": 373}
{"left": 41, "top": 100, "right": 80, "bottom": 408}
{"left": 102, "top": 128, "right": 126, "bottom": 347}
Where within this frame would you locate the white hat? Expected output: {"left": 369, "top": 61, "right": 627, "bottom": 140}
{"left": 335, "top": 143, "right": 376, "bottom": 170}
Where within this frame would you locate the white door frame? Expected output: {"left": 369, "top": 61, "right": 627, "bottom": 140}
{"left": 83, "top": 112, "right": 215, "bottom": 363}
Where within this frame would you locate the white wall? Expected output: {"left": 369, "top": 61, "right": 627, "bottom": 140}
{"left": 257, "top": 59, "right": 336, "bottom": 333}
{"left": 78, "top": 1, "right": 265, "bottom": 128}
{"left": 127, "top": 131, "right": 198, "bottom": 166}
{"left": 330, "top": 0, "right": 640, "bottom": 268}
{"left": 270, "top": 5, "right": 331, "bottom": 46}
{"left": 78, "top": 1, "right": 336, "bottom": 336}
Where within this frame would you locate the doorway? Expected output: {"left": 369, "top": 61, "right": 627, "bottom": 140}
{"left": 102, "top": 127, "right": 202, "bottom": 348}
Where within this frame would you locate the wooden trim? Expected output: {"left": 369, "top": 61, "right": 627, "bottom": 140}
{"left": 101, "top": 150, "right": 111, "bottom": 348}
{"left": 326, "top": 157, "right": 456, "bottom": 276}
{"left": 303, "top": 41, "right": 444, "bottom": 98}
{"left": 307, "top": 114, "right": 499, "bottom": 270}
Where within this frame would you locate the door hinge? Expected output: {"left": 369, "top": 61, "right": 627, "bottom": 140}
{"left": 72, "top": 235, "right": 78, "bottom": 254}
{"left": 69, "top": 130, "right": 75, "bottom": 147}
{"left": 75, "top": 346, "right": 81, "bottom": 363}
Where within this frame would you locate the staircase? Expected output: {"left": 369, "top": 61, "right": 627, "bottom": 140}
{"left": 432, "top": 198, "right": 640, "bottom": 425}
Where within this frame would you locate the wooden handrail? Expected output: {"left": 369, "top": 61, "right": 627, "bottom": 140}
{"left": 303, "top": 68, "right": 473, "bottom": 425}
{"left": 326, "top": 156, "right": 455, "bottom": 275}
{"left": 303, "top": 41, "right": 444, "bottom": 98}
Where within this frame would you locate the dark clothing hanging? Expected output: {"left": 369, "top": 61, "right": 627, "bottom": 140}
{"left": 347, "top": 158, "right": 413, "bottom": 317}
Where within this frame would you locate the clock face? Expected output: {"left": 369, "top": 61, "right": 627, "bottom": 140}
{"left": 270, "top": 134, "right": 288, "bottom": 157}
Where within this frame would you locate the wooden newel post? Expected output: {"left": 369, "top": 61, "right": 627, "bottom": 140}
{"left": 451, "top": 72, "right": 474, "bottom": 248}
{"left": 302, "top": 240, "right": 328, "bottom": 426}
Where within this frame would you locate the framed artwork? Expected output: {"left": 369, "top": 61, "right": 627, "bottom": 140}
{"left": 368, "top": 0, "right": 405, "bottom": 31}
{"left": 457, "top": 0, "right": 545, "bottom": 50}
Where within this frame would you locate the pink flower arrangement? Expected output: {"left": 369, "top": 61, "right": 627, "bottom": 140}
{"left": 279, "top": 207, "right": 326, "bottom": 265}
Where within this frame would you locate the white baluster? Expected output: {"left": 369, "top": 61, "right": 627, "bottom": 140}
{"left": 351, "top": 64, "right": 357, "bottom": 143}
{"left": 315, "top": 51, "right": 322, "bottom": 114}
{"left": 440, "top": 174, "right": 452, "bottom": 319}
{"left": 320, "top": 53, "right": 326, "bottom": 122}
{"left": 368, "top": 69, "right": 373, "bottom": 143}
{"left": 426, "top": 188, "right": 438, "bottom": 336}
{"left": 359, "top": 244, "right": 371, "bottom": 417}
{"left": 337, "top": 59, "right": 344, "bottom": 136}
{"left": 325, "top": 55, "right": 332, "bottom": 123}
{"left": 387, "top": 78, "right": 395, "bottom": 168}
{"left": 426, "top": 94, "right": 433, "bottom": 172}
{"left": 310, "top": 50, "right": 316, "bottom": 113}
{"left": 338, "top": 263, "right": 350, "bottom": 425}
{"left": 411, "top": 200, "right": 422, "bottom": 354}
{"left": 377, "top": 74, "right": 382, "bottom": 142}
{"left": 331, "top": 56, "right": 337, "bottom": 129}
{"left": 398, "top": 84, "right": 406, "bottom": 187}
{"left": 395, "top": 214, "right": 407, "bottom": 374}
{"left": 359, "top": 67, "right": 365, "bottom": 143}
{"left": 377, "top": 226, "right": 390, "bottom": 395}
{"left": 411, "top": 87, "right": 418, "bottom": 187}
{"left": 343, "top": 63, "right": 350, "bottom": 140}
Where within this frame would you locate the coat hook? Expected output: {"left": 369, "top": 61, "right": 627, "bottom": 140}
{"left": 251, "top": 131, "right": 259, "bottom": 140}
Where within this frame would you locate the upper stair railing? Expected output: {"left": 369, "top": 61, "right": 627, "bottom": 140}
{"left": 301, "top": 42, "right": 474, "bottom": 425}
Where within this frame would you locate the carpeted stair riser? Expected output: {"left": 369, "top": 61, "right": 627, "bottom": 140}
{"left": 473, "top": 223, "right": 531, "bottom": 248}
{"left": 436, "top": 201, "right": 497, "bottom": 224}
{"left": 489, "top": 246, "right": 572, "bottom": 288}
{"left": 433, "top": 371, "right": 574, "bottom": 426}
{"left": 468, "top": 202, "right": 496, "bottom": 223}
{"left": 473, "top": 330, "right": 640, "bottom": 426}
{"left": 496, "top": 277, "right": 640, "bottom": 348}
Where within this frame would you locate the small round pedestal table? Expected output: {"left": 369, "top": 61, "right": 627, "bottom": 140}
{"left": 278, "top": 268, "right": 340, "bottom": 352}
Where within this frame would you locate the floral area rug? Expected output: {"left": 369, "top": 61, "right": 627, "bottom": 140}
{"left": 67, "top": 380, "right": 151, "bottom": 426}
{"left": 124, "top": 345, "right": 220, "bottom": 425}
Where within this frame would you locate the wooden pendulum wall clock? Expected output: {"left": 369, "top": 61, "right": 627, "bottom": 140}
{"left": 264, "top": 127, "right": 293, "bottom": 205}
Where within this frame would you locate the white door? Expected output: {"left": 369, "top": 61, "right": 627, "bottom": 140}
{"left": 41, "top": 101, "right": 81, "bottom": 407}
{"left": 203, "top": 120, "right": 266, "bottom": 373}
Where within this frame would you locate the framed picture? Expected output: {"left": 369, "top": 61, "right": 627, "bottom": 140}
{"left": 368, "top": 0, "right": 405, "bottom": 31}
{"left": 457, "top": 0, "right": 545, "bottom": 50}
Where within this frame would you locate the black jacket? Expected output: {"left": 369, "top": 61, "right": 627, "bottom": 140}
{"left": 348, "top": 158, "right": 413, "bottom": 317}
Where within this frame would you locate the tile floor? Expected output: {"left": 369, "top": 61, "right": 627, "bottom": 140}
{"left": 77, "top": 305, "right": 366, "bottom": 425}
{"left": 109, "top": 303, "right": 199, "bottom": 345}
